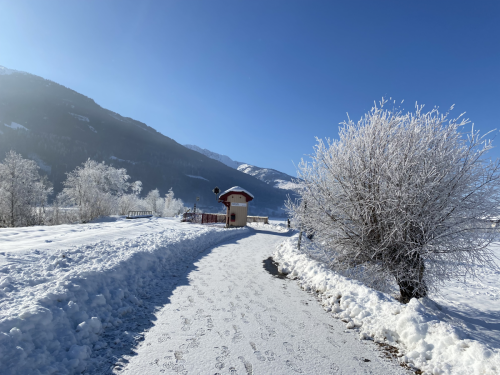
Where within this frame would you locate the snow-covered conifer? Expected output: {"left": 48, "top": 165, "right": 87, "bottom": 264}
{"left": 287, "top": 99, "right": 500, "bottom": 302}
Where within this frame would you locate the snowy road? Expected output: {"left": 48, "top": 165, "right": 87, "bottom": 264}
{"left": 112, "top": 227, "right": 407, "bottom": 375}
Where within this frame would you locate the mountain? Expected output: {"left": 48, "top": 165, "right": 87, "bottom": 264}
{"left": 236, "top": 164, "right": 300, "bottom": 190}
{"left": 184, "top": 144, "right": 244, "bottom": 169}
{"left": 184, "top": 144, "right": 299, "bottom": 191}
{"left": 0, "top": 65, "right": 288, "bottom": 215}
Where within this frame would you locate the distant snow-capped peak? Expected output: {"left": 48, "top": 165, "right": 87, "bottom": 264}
{"left": 185, "top": 144, "right": 298, "bottom": 191}
{"left": 184, "top": 144, "right": 244, "bottom": 169}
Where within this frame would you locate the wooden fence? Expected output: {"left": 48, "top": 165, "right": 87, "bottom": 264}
{"left": 127, "top": 211, "right": 153, "bottom": 219}
{"left": 182, "top": 213, "right": 226, "bottom": 224}
{"left": 182, "top": 213, "right": 269, "bottom": 225}
{"left": 247, "top": 216, "right": 269, "bottom": 224}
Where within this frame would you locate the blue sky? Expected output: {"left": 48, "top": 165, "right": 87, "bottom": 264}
{"left": 0, "top": 0, "right": 499, "bottom": 176}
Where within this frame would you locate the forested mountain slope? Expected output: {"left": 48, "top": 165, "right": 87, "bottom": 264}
{"left": 0, "top": 66, "right": 287, "bottom": 215}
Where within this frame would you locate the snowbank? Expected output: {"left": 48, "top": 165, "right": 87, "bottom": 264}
{"left": 0, "top": 218, "right": 248, "bottom": 374}
{"left": 247, "top": 221, "right": 289, "bottom": 233}
{"left": 273, "top": 234, "right": 500, "bottom": 375}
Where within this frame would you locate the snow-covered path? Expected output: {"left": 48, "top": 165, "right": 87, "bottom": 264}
{"left": 113, "top": 228, "right": 407, "bottom": 375}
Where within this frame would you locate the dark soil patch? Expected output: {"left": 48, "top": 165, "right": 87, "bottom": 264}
{"left": 376, "top": 342, "right": 423, "bottom": 374}
{"left": 263, "top": 257, "right": 289, "bottom": 279}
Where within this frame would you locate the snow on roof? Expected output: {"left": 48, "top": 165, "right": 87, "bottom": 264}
{"left": 219, "top": 186, "right": 254, "bottom": 199}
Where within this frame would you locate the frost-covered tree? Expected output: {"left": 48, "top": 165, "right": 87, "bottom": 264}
{"left": 118, "top": 181, "right": 143, "bottom": 215}
{"left": 0, "top": 151, "right": 53, "bottom": 227}
{"left": 131, "top": 180, "right": 142, "bottom": 195}
{"left": 145, "top": 189, "right": 161, "bottom": 215}
{"left": 143, "top": 188, "right": 185, "bottom": 217}
{"left": 59, "top": 159, "right": 131, "bottom": 222}
{"left": 163, "top": 188, "right": 185, "bottom": 217}
{"left": 287, "top": 99, "right": 500, "bottom": 303}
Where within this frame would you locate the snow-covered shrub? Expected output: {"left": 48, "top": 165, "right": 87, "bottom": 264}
{"left": 0, "top": 151, "right": 53, "bottom": 227}
{"left": 47, "top": 196, "right": 80, "bottom": 225}
{"left": 287, "top": 99, "right": 500, "bottom": 302}
{"left": 118, "top": 181, "right": 144, "bottom": 215}
{"left": 58, "top": 159, "right": 138, "bottom": 223}
{"left": 145, "top": 188, "right": 161, "bottom": 215}
{"left": 144, "top": 188, "right": 185, "bottom": 217}
{"left": 162, "top": 188, "right": 185, "bottom": 217}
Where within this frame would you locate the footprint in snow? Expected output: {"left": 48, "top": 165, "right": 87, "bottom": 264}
{"left": 232, "top": 325, "right": 244, "bottom": 343}
{"left": 224, "top": 312, "right": 236, "bottom": 322}
{"left": 187, "top": 337, "right": 200, "bottom": 349}
{"left": 326, "top": 337, "right": 340, "bottom": 348}
{"left": 285, "top": 360, "right": 303, "bottom": 373}
{"left": 172, "top": 364, "right": 186, "bottom": 373}
{"left": 238, "top": 356, "right": 253, "bottom": 375}
{"left": 253, "top": 351, "right": 266, "bottom": 362}
{"left": 181, "top": 317, "right": 192, "bottom": 331}
{"left": 215, "top": 361, "right": 225, "bottom": 370}
{"left": 283, "top": 342, "right": 294, "bottom": 354}
{"left": 158, "top": 334, "right": 171, "bottom": 343}
{"left": 162, "top": 361, "right": 174, "bottom": 369}
{"left": 240, "top": 313, "right": 250, "bottom": 323}
{"left": 219, "top": 346, "right": 230, "bottom": 357}
{"left": 329, "top": 363, "right": 342, "bottom": 374}
{"left": 265, "top": 326, "right": 277, "bottom": 337}
{"left": 265, "top": 350, "right": 276, "bottom": 361}
{"left": 207, "top": 317, "right": 214, "bottom": 330}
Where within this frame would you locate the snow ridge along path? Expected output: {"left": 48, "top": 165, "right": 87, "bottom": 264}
{"left": 115, "top": 226, "right": 407, "bottom": 375}
{"left": 274, "top": 235, "right": 500, "bottom": 375}
{"left": 0, "top": 218, "right": 248, "bottom": 374}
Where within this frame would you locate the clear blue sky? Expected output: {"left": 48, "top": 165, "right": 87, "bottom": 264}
{"left": 1, "top": 0, "right": 499, "bottom": 176}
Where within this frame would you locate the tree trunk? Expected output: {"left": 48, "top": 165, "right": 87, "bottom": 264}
{"left": 394, "top": 253, "right": 427, "bottom": 303}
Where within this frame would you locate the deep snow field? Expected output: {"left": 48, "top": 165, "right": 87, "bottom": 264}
{"left": 1, "top": 216, "right": 499, "bottom": 374}
{"left": 274, "top": 235, "right": 500, "bottom": 375}
{"left": 0, "top": 217, "right": 249, "bottom": 374}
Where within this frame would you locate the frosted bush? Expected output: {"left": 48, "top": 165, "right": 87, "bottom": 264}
{"left": 0, "top": 151, "right": 53, "bottom": 227}
{"left": 288, "top": 99, "right": 500, "bottom": 302}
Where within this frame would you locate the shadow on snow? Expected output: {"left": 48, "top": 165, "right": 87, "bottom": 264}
{"left": 88, "top": 226, "right": 293, "bottom": 374}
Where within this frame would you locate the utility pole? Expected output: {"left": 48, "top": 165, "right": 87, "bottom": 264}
{"left": 194, "top": 196, "right": 199, "bottom": 214}
{"left": 212, "top": 186, "right": 220, "bottom": 202}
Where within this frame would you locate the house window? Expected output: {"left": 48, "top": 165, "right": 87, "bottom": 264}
{"left": 231, "top": 213, "right": 236, "bottom": 222}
